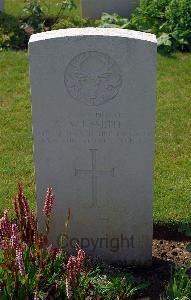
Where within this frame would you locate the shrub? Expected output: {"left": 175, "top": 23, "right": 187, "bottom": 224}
{"left": 21, "top": 0, "right": 77, "bottom": 33}
{"left": 100, "top": 0, "right": 191, "bottom": 52}
{"left": 163, "top": 0, "right": 191, "bottom": 51}
{"left": 0, "top": 1, "right": 98, "bottom": 49}
{"left": 54, "top": 0, "right": 77, "bottom": 21}
{"left": 130, "top": 0, "right": 191, "bottom": 52}
{"left": 99, "top": 13, "right": 129, "bottom": 28}
{"left": 52, "top": 16, "right": 100, "bottom": 30}
{"left": 22, "top": 0, "right": 46, "bottom": 33}
{"left": 0, "top": 14, "right": 26, "bottom": 50}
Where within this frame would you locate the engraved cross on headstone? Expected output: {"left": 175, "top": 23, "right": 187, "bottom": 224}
{"left": 75, "top": 149, "right": 115, "bottom": 207}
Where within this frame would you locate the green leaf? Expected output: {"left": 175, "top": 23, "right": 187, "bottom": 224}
{"left": 157, "top": 33, "right": 172, "bottom": 47}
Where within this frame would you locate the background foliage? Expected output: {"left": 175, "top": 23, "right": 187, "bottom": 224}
{"left": 100, "top": 0, "right": 191, "bottom": 52}
{"left": 0, "top": 0, "right": 191, "bottom": 52}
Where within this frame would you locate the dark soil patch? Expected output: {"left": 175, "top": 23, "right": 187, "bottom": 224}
{"left": 153, "top": 239, "right": 190, "bottom": 266}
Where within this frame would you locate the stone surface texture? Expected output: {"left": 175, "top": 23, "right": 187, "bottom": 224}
{"left": 81, "top": 0, "right": 140, "bottom": 19}
{"left": 29, "top": 28, "right": 157, "bottom": 265}
{"left": 0, "top": 0, "right": 4, "bottom": 12}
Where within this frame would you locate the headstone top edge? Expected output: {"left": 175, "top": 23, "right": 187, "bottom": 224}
{"left": 29, "top": 28, "right": 157, "bottom": 44}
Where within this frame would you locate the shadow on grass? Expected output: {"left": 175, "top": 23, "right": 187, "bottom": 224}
{"left": 158, "top": 47, "right": 179, "bottom": 59}
{"left": 154, "top": 222, "right": 191, "bottom": 241}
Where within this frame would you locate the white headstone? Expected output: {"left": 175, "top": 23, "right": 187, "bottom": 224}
{"left": 29, "top": 28, "right": 157, "bottom": 265}
{"left": 81, "top": 0, "right": 140, "bottom": 19}
{"left": 0, "top": 0, "right": 4, "bottom": 12}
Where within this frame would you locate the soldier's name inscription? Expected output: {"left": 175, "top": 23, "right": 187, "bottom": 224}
{"left": 38, "top": 111, "right": 152, "bottom": 145}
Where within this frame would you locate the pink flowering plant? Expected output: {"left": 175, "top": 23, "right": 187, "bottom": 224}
{"left": 0, "top": 184, "right": 145, "bottom": 299}
{"left": 0, "top": 184, "right": 68, "bottom": 299}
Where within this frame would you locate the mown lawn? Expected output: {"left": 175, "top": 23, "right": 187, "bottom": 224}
{"left": 5, "top": 0, "right": 81, "bottom": 17}
{"left": 0, "top": 51, "right": 35, "bottom": 211}
{"left": 0, "top": 50, "right": 191, "bottom": 224}
{"left": 155, "top": 53, "right": 191, "bottom": 224}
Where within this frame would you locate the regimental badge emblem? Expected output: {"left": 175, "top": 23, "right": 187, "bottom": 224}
{"left": 64, "top": 51, "right": 122, "bottom": 106}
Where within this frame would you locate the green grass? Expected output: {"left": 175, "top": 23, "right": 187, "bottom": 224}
{"left": 5, "top": 0, "right": 81, "bottom": 18}
{"left": 0, "top": 51, "right": 191, "bottom": 225}
{"left": 154, "top": 53, "right": 191, "bottom": 224}
{"left": 0, "top": 51, "right": 35, "bottom": 211}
